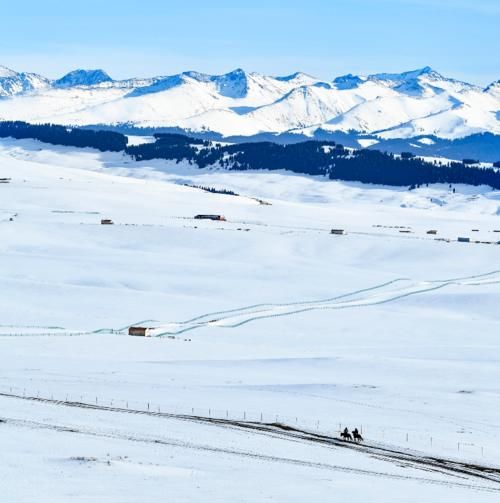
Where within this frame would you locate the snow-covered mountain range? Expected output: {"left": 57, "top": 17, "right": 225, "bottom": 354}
{"left": 0, "top": 65, "right": 498, "bottom": 140}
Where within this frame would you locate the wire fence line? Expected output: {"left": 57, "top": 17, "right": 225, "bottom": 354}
{"left": 2, "top": 271, "right": 500, "bottom": 337}
{"left": 0, "top": 332, "right": 90, "bottom": 337}
{"left": 0, "top": 384, "right": 490, "bottom": 462}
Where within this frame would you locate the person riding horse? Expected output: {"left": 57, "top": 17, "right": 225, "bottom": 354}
{"left": 340, "top": 427, "right": 363, "bottom": 442}
{"left": 352, "top": 428, "right": 363, "bottom": 442}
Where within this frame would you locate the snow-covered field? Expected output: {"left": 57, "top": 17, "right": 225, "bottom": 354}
{"left": 1, "top": 137, "right": 500, "bottom": 501}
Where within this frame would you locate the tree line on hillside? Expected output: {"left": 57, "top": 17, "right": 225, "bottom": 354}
{"left": 2, "top": 121, "right": 500, "bottom": 189}
{"left": 371, "top": 132, "right": 500, "bottom": 164}
{"left": 183, "top": 184, "right": 239, "bottom": 196}
{"left": 0, "top": 121, "right": 127, "bottom": 152}
{"left": 128, "top": 135, "right": 500, "bottom": 189}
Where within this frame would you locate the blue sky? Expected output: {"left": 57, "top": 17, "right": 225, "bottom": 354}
{"left": 1, "top": 0, "right": 498, "bottom": 85}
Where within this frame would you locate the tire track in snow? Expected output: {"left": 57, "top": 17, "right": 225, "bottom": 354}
{"left": 171, "top": 278, "right": 411, "bottom": 325}
{"left": 151, "top": 270, "right": 500, "bottom": 336}
{"left": 2, "top": 270, "right": 499, "bottom": 337}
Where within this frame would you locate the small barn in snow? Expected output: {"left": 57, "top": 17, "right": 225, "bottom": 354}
{"left": 194, "top": 214, "right": 226, "bottom": 221}
{"left": 128, "top": 326, "right": 154, "bottom": 337}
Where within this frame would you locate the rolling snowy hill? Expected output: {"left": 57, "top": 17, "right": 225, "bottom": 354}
{"left": 0, "top": 65, "right": 498, "bottom": 141}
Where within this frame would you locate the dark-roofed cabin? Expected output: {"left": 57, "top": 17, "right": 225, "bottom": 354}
{"left": 128, "top": 326, "right": 153, "bottom": 337}
{"left": 194, "top": 214, "right": 226, "bottom": 221}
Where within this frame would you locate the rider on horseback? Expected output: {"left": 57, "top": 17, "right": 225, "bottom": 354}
{"left": 340, "top": 427, "right": 353, "bottom": 441}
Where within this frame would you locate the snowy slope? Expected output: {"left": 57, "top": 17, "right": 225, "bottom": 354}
{"left": 1, "top": 137, "right": 500, "bottom": 501}
{"left": 0, "top": 65, "right": 50, "bottom": 97}
{"left": 0, "top": 65, "right": 498, "bottom": 140}
{"left": 245, "top": 83, "right": 362, "bottom": 132}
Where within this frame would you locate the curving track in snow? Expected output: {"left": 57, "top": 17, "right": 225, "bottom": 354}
{"left": 149, "top": 270, "right": 500, "bottom": 336}
{"left": 1, "top": 271, "right": 499, "bottom": 338}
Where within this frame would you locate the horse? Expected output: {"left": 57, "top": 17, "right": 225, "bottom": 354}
{"left": 340, "top": 430, "right": 353, "bottom": 441}
{"left": 352, "top": 430, "right": 364, "bottom": 443}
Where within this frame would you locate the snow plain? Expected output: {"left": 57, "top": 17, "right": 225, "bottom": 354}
{"left": 1, "top": 137, "right": 500, "bottom": 501}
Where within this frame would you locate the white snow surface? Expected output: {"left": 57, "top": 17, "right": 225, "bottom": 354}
{"left": 0, "top": 138, "right": 500, "bottom": 501}
{"left": 0, "top": 65, "right": 498, "bottom": 139}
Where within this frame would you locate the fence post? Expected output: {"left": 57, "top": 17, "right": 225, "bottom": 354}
{"left": 260, "top": 412, "right": 263, "bottom": 422}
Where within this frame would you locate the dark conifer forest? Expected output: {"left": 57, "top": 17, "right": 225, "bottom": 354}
{"left": 2, "top": 121, "right": 500, "bottom": 189}
{"left": 128, "top": 133, "right": 500, "bottom": 189}
{"left": 0, "top": 121, "right": 127, "bottom": 152}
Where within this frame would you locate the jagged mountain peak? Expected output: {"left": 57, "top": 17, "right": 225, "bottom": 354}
{"left": 365, "top": 67, "right": 482, "bottom": 97}
{"left": 210, "top": 68, "right": 249, "bottom": 98}
{"left": 0, "top": 64, "right": 497, "bottom": 141}
{"left": 370, "top": 66, "right": 442, "bottom": 82}
{"left": 276, "top": 71, "right": 305, "bottom": 81}
{"left": 485, "top": 80, "right": 500, "bottom": 92}
{"left": 333, "top": 74, "right": 367, "bottom": 90}
{"left": 221, "top": 68, "right": 246, "bottom": 78}
{"left": 275, "top": 71, "right": 317, "bottom": 83}
{"left": 125, "top": 68, "right": 250, "bottom": 99}
{"left": 54, "top": 69, "right": 113, "bottom": 88}
{"left": 0, "top": 65, "right": 18, "bottom": 78}
{"left": 0, "top": 65, "right": 50, "bottom": 97}
{"left": 332, "top": 67, "right": 444, "bottom": 91}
